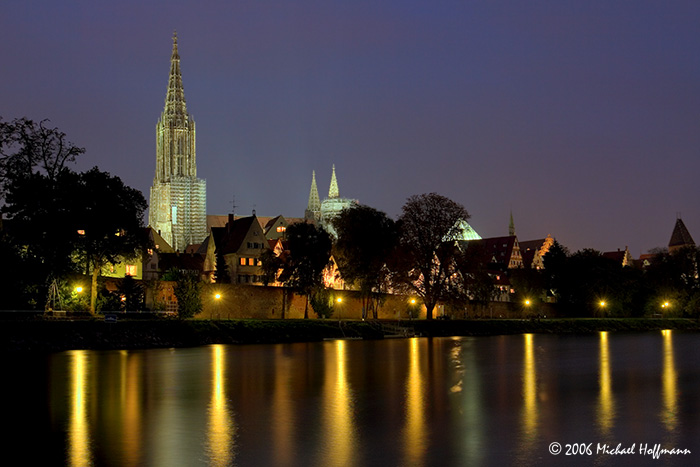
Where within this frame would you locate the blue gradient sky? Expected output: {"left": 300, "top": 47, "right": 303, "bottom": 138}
{"left": 2, "top": 0, "right": 699, "bottom": 255}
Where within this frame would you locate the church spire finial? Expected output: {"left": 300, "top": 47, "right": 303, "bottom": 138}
{"left": 509, "top": 210, "right": 515, "bottom": 236}
{"left": 164, "top": 30, "right": 187, "bottom": 118}
{"left": 328, "top": 164, "right": 339, "bottom": 199}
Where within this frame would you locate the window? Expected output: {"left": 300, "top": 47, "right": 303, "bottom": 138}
{"left": 147, "top": 248, "right": 154, "bottom": 255}
{"left": 277, "top": 226, "right": 286, "bottom": 233}
{"left": 239, "top": 258, "right": 246, "bottom": 266}
{"left": 248, "top": 258, "right": 255, "bottom": 266}
{"left": 256, "top": 259, "right": 262, "bottom": 266}
{"left": 77, "top": 229, "right": 85, "bottom": 236}
{"left": 125, "top": 265, "right": 137, "bottom": 276}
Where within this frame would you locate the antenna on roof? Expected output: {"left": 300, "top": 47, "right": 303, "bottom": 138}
{"left": 230, "top": 196, "right": 237, "bottom": 217}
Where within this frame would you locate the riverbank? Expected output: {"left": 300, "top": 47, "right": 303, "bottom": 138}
{"left": 1, "top": 317, "right": 699, "bottom": 352}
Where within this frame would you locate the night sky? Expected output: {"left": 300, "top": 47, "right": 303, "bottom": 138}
{"left": 2, "top": 1, "right": 699, "bottom": 255}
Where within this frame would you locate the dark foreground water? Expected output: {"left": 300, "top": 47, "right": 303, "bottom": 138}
{"left": 4, "top": 331, "right": 700, "bottom": 466}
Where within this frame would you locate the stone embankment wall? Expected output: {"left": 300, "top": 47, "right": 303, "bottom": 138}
{"left": 197, "top": 284, "right": 556, "bottom": 320}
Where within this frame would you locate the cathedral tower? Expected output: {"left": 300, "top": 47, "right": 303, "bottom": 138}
{"left": 305, "top": 170, "right": 321, "bottom": 222}
{"left": 149, "top": 32, "right": 207, "bottom": 251}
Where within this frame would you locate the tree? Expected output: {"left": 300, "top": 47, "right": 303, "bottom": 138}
{"left": 163, "top": 268, "right": 203, "bottom": 319}
{"left": 0, "top": 117, "right": 84, "bottom": 197}
{"left": 283, "top": 222, "right": 332, "bottom": 319}
{"left": 332, "top": 205, "right": 398, "bottom": 319}
{"left": 214, "top": 248, "right": 231, "bottom": 283}
{"left": 74, "top": 168, "right": 148, "bottom": 312}
{"left": 394, "top": 193, "right": 470, "bottom": 319}
{"left": 260, "top": 248, "right": 282, "bottom": 286}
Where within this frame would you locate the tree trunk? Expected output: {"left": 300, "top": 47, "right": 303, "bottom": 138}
{"left": 304, "top": 295, "right": 309, "bottom": 319}
{"left": 426, "top": 301, "right": 435, "bottom": 320}
{"left": 90, "top": 262, "right": 99, "bottom": 314}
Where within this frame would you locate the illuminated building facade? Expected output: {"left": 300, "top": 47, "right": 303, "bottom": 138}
{"left": 149, "top": 33, "right": 207, "bottom": 252}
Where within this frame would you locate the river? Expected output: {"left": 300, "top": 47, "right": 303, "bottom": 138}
{"left": 4, "top": 331, "right": 699, "bottom": 466}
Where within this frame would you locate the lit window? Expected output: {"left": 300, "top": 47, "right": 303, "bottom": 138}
{"left": 277, "top": 226, "right": 286, "bottom": 233}
{"left": 248, "top": 258, "right": 255, "bottom": 266}
{"left": 257, "top": 259, "right": 262, "bottom": 266}
{"left": 147, "top": 248, "right": 154, "bottom": 255}
{"left": 125, "top": 265, "right": 137, "bottom": 276}
{"left": 239, "top": 258, "right": 246, "bottom": 266}
{"left": 77, "top": 230, "right": 85, "bottom": 236}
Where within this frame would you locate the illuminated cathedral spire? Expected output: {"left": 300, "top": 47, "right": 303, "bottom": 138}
{"left": 150, "top": 33, "right": 207, "bottom": 252}
{"left": 328, "top": 164, "right": 339, "bottom": 199}
{"left": 305, "top": 170, "right": 321, "bottom": 221}
{"left": 163, "top": 31, "right": 188, "bottom": 122}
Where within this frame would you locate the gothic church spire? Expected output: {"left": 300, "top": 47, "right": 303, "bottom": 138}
{"left": 164, "top": 31, "right": 188, "bottom": 121}
{"left": 328, "top": 164, "right": 339, "bottom": 199}
{"left": 308, "top": 170, "right": 321, "bottom": 212}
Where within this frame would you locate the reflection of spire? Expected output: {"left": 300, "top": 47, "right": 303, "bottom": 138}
{"left": 509, "top": 211, "right": 515, "bottom": 236}
{"left": 328, "top": 164, "right": 339, "bottom": 199}
{"left": 164, "top": 31, "right": 187, "bottom": 120}
{"left": 307, "top": 170, "right": 321, "bottom": 212}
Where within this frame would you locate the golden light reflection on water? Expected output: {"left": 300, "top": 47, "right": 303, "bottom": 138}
{"left": 206, "top": 345, "right": 235, "bottom": 467}
{"left": 68, "top": 350, "right": 92, "bottom": 467}
{"left": 124, "top": 352, "right": 142, "bottom": 466}
{"left": 404, "top": 337, "right": 426, "bottom": 466}
{"left": 520, "top": 334, "right": 537, "bottom": 445}
{"left": 597, "top": 331, "right": 615, "bottom": 435}
{"left": 320, "top": 340, "right": 356, "bottom": 467}
{"left": 272, "top": 345, "right": 294, "bottom": 466}
{"left": 661, "top": 330, "right": 678, "bottom": 433}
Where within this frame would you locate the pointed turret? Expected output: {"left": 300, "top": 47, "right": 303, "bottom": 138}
{"left": 669, "top": 217, "right": 695, "bottom": 254}
{"left": 164, "top": 31, "right": 188, "bottom": 121}
{"left": 328, "top": 164, "right": 339, "bottom": 199}
{"left": 305, "top": 170, "right": 321, "bottom": 221}
{"left": 509, "top": 210, "right": 515, "bottom": 236}
{"left": 308, "top": 170, "right": 321, "bottom": 212}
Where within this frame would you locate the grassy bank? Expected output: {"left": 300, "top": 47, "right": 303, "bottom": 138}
{"left": 1, "top": 317, "right": 698, "bottom": 352}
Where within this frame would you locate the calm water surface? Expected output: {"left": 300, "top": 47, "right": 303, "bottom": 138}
{"left": 5, "top": 331, "right": 700, "bottom": 466}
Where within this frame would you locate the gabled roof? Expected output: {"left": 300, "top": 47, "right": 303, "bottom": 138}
{"left": 669, "top": 218, "right": 695, "bottom": 249}
{"left": 145, "top": 226, "right": 175, "bottom": 253}
{"left": 460, "top": 235, "right": 522, "bottom": 270}
{"left": 220, "top": 216, "right": 259, "bottom": 255}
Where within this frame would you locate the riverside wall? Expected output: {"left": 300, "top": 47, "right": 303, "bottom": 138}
{"left": 197, "top": 284, "right": 555, "bottom": 320}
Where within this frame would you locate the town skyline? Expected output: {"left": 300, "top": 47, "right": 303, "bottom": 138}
{"left": 2, "top": 1, "right": 699, "bottom": 255}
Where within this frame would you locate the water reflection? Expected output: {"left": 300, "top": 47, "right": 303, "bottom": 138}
{"left": 320, "top": 340, "right": 356, "bottom": 467}
{"left": 404, "top": 337, "right": 426, "bottom": 466}
{"left": 661, "top": 330, "right": 678, "bottom": 434}
{"left": 68, "top": 350, "right": 92, "bottom": 467}
{"left": 35, "top": 332, "right": 699, "bottom": 466}
{"left": 206, "top": 345, "right": 235, "bottom": 466}
{"left": 597, "top": 331, "right": 615, "bottom": 435}
{"left": 520, "top": 333, "right": 538, "bottom": 445}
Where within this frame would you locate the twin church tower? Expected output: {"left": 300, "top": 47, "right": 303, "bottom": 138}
{"left": 149, "top": 33, "right": 354, "bottom": 249}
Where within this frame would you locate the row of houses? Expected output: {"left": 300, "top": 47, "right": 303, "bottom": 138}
{"left": 104, "top": 215, "right": 695, "bottom": 305}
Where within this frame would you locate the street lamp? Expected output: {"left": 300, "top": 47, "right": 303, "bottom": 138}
{"left": 336, "top": 297, "right": 343, "bottom": 322}
{"left": 75, "top": 286, "right": 83, "bottom": 293}
{"left": 599, "top": 300, "right": 606, "bottom": 317}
